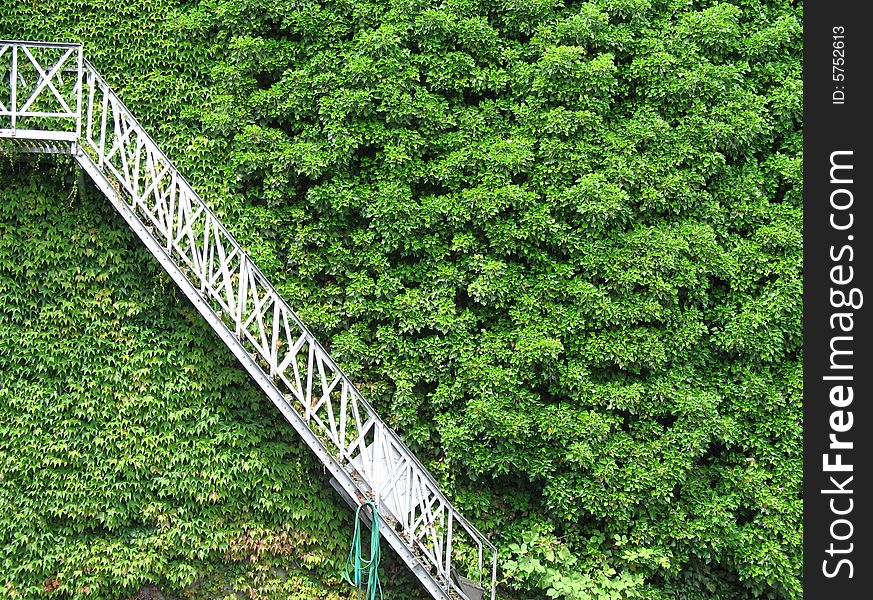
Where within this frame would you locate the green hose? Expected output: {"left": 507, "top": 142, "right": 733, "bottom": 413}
{"left": 343, "top": 500, "right": 383, "bottom": 600}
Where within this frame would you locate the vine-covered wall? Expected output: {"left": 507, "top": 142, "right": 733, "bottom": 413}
{"left": 1, "top": 1, "right": 802, "bottom": 598}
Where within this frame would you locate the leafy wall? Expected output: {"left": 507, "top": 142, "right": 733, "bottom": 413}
{"left": 1, "top": 1, "right": 802, "bottom": 599}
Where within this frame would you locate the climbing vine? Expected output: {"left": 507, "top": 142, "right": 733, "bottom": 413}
{"left": 1, "top": 0, "right": 801, "bottom": 598}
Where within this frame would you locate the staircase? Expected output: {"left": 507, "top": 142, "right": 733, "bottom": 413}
{"left": 0, "top": 40, "right": 497, "bottom": 600}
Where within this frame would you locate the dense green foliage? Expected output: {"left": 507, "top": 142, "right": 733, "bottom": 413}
{"left": 0, "top": 162, "right": 377, "bottom": 598}
{"left": 1, "top": 0, "right": 802, "bottom": 598}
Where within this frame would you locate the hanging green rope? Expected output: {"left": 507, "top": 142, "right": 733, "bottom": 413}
{"left": 343, "top": 500, "right": 383, "bottom": 600}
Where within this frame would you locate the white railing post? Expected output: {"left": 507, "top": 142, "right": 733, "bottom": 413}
{"left": 75, "top": 44, "right": 83, "bottom": 141}
{"left": 10, "top": 44, "right": 17, "bottom": 131}
{"left": 98, "top": 83, "right": 108, "bottom": 168}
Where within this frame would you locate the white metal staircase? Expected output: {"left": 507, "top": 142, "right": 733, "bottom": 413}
{"left": 0, "top": 40, "right": 497, "bottom": 600}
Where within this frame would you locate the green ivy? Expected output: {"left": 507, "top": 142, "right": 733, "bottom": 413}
{"left": 1, "top": 0, "right": 802, "bottom": 598}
